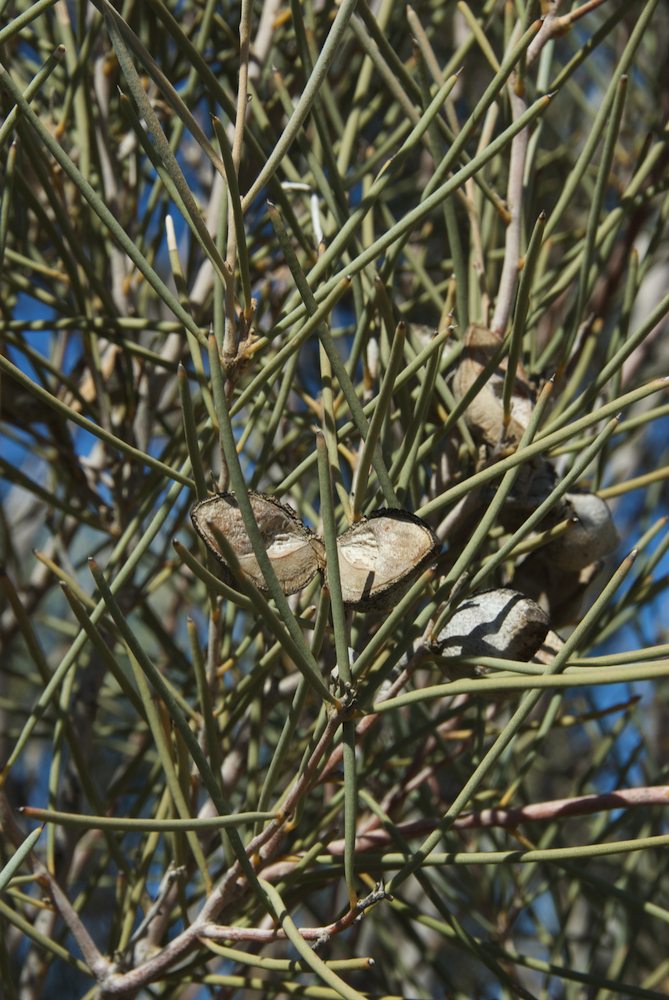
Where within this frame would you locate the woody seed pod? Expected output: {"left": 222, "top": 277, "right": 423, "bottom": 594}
{"left": 542, "top": 492, "right": 618, "bottom": 571}
{"left": 332, "top": 509, "right": 440, "bottom": 611}
{"left": 191, "top": 492, "right": 324, "bottom": 595}
{"left": 433, "top": 588, "right": 549, "bottom": 679}
{"left": 453, "top": 324, "right": 534, "bottom": 448}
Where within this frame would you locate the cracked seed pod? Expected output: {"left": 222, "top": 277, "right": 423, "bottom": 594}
{"left": 191, "top": 492, "right": 324, "bottom": 595}
{"left": 332, "top": 509, "right": 440, "bottom": 611}
{"left": 453, "top": 324, "right": 534, "bottom": 448}
{"left": 432, "top": 588, "right": 550, "bottom": 679}
{"left": 542, "top": 492, "right": 618, "bottom": 571}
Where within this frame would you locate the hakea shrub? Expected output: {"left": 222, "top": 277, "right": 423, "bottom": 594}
{"left": 1, "top": 3, "right": 669, "bottom": 999}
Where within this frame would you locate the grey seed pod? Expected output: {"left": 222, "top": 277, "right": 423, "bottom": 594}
{"left": 191, "top": 492, "right": 324, "bottom": 595}
{"left": 452, "top": 324, "right": 534, "bottom": 448}
{"left": 432, "top": 588, "right": 549, "bottom": 679}
{"left": 543, "top": 492, "right": 618, "bottom": 572}
{"left": 332, "top": 509, "right": 440, "bottom": 611}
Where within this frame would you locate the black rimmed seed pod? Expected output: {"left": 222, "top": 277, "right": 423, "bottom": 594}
{"left": 191, "top": 492, "right": 324, "bottom": 596}
{"left": 432, "top": 588, "right": 550, "bottom": 680}
{"left": 332, "top": 509, "right": 440, "bottom": 611}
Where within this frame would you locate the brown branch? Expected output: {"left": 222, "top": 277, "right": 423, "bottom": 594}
{"left": 97, "top": 710, "right": 344, "bottom": 994}
{"left": 0, "top": 791, "right": 111, "bottom": 982}
{"left": 490, "top": 84, "right": 529, "bottom": 335}
{"left": 320, "top": 785, "right": 669, "bottom": 854}
{"left": 43, "top": 870, "right": 112, "bottom": 981}
{"left": 492, "top": 0, "right": 602, "bottom": 333}
{"left": 199, "top": 882, "right": 389, "bottom": 945}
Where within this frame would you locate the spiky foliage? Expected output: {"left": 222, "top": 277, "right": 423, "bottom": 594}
{"left": 2, "top": 1, "right": 669, "bottom": 997}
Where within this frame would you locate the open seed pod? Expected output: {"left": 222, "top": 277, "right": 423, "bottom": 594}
{"left": 432, "top": 588, "right": 550, "bottom": 680}
{"left": 191, "top": 492, "right": 324, "bottom": 596}
{"left": 453, "top": 324, "right": 534, "bottom": 448}
{"left": 332, "top": 509, "right": 440, "bottom": 611}
{"left": 542, "top": 492, "right": 618, "bottom": 571}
